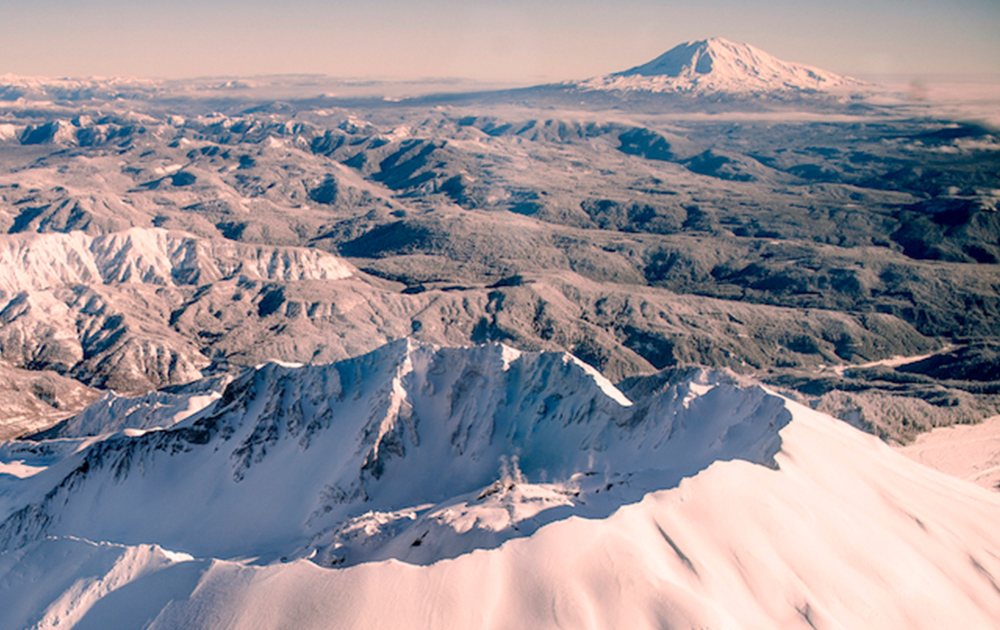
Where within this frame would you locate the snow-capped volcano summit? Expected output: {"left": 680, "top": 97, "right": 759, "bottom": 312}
{"left": 579, "top": 37, "right": 866, "bottom": 95}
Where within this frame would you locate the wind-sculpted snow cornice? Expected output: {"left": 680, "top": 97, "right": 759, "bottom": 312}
{"left": 0, "top": 228, "right": 354, "bottom": 293}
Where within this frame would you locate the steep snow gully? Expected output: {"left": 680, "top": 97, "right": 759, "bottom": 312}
{"left": 2, "top": 340, "right": 1000, "bottom": 629}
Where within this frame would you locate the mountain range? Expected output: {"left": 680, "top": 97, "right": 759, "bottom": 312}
{"left": 0, "top": 38, "right": 999, "bottom": 628}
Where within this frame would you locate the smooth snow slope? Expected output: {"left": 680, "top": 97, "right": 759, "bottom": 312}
{"left": 899, "top": 414, "right": 1000, "bottom": 491}
{"left": 147, "top": 409, "right": 1000, "bottom": 629}
{"left": 1, "top": 341, "right": 999, "bottom": 628}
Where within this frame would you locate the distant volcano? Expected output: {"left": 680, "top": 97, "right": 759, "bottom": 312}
{"left": 579, "top": 37, "right": 866, "bottom": 94}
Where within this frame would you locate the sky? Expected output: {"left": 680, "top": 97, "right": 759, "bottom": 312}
{"left": 0, "top": 0, "right": 997, "bottom": 82}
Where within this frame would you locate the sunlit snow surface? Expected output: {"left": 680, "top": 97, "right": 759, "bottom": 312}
{"left": 0, "top": 460, "right": 45, "bottom": 478}
{"left": 1, "top": 340, "right": 999, "bottom": 629}
{"left": 898, "top": 414, "right": 1000, "bottom": 491}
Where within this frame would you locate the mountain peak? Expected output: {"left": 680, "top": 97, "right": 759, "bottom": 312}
{"left": 581, "top": 37, "right": 865, "bottom": 95}
{"left": 615, "top": 38, "right": 768, "bottom": 78}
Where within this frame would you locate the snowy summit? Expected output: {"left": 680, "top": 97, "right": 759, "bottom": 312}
{"left": 578, "top": 37, "right": 867, "bottom": 95}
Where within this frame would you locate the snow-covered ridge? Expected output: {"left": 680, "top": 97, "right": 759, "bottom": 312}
{"left": 0, "top": 537, "right": 205, "bottom": 630}
{"left": 2, "top": 339, "right": 1000, "bottom": 628}
{"left": 33, "top": 376, "right": 229, "bottom": 440}
{"left": 0, "top": 227, "right": 354, "bottom": 293}
{"left": 0, "top": 339, "right": 788, "bottom": 565}
{"left": 578, "top": 37, "right": 867, "bottom": 95}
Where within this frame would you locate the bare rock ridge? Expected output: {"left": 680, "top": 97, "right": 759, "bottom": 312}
{"left": 579, "top": 37, "right": 866, "bottom": 94}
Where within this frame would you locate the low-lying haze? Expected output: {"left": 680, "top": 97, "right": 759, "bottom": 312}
{"left": 1, "top": 0, "right": 997, "bottom": 81}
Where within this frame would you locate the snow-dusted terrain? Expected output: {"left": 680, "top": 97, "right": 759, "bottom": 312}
{"left": 0, "top": 227, "right": 359, "bottom": 395}
{"left": 0, "top": 36, "right": 999, "bottom": 628}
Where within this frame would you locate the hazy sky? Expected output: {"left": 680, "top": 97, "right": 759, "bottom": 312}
{"left": 1, "top": 0, "right": 997, "bottom": 81}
